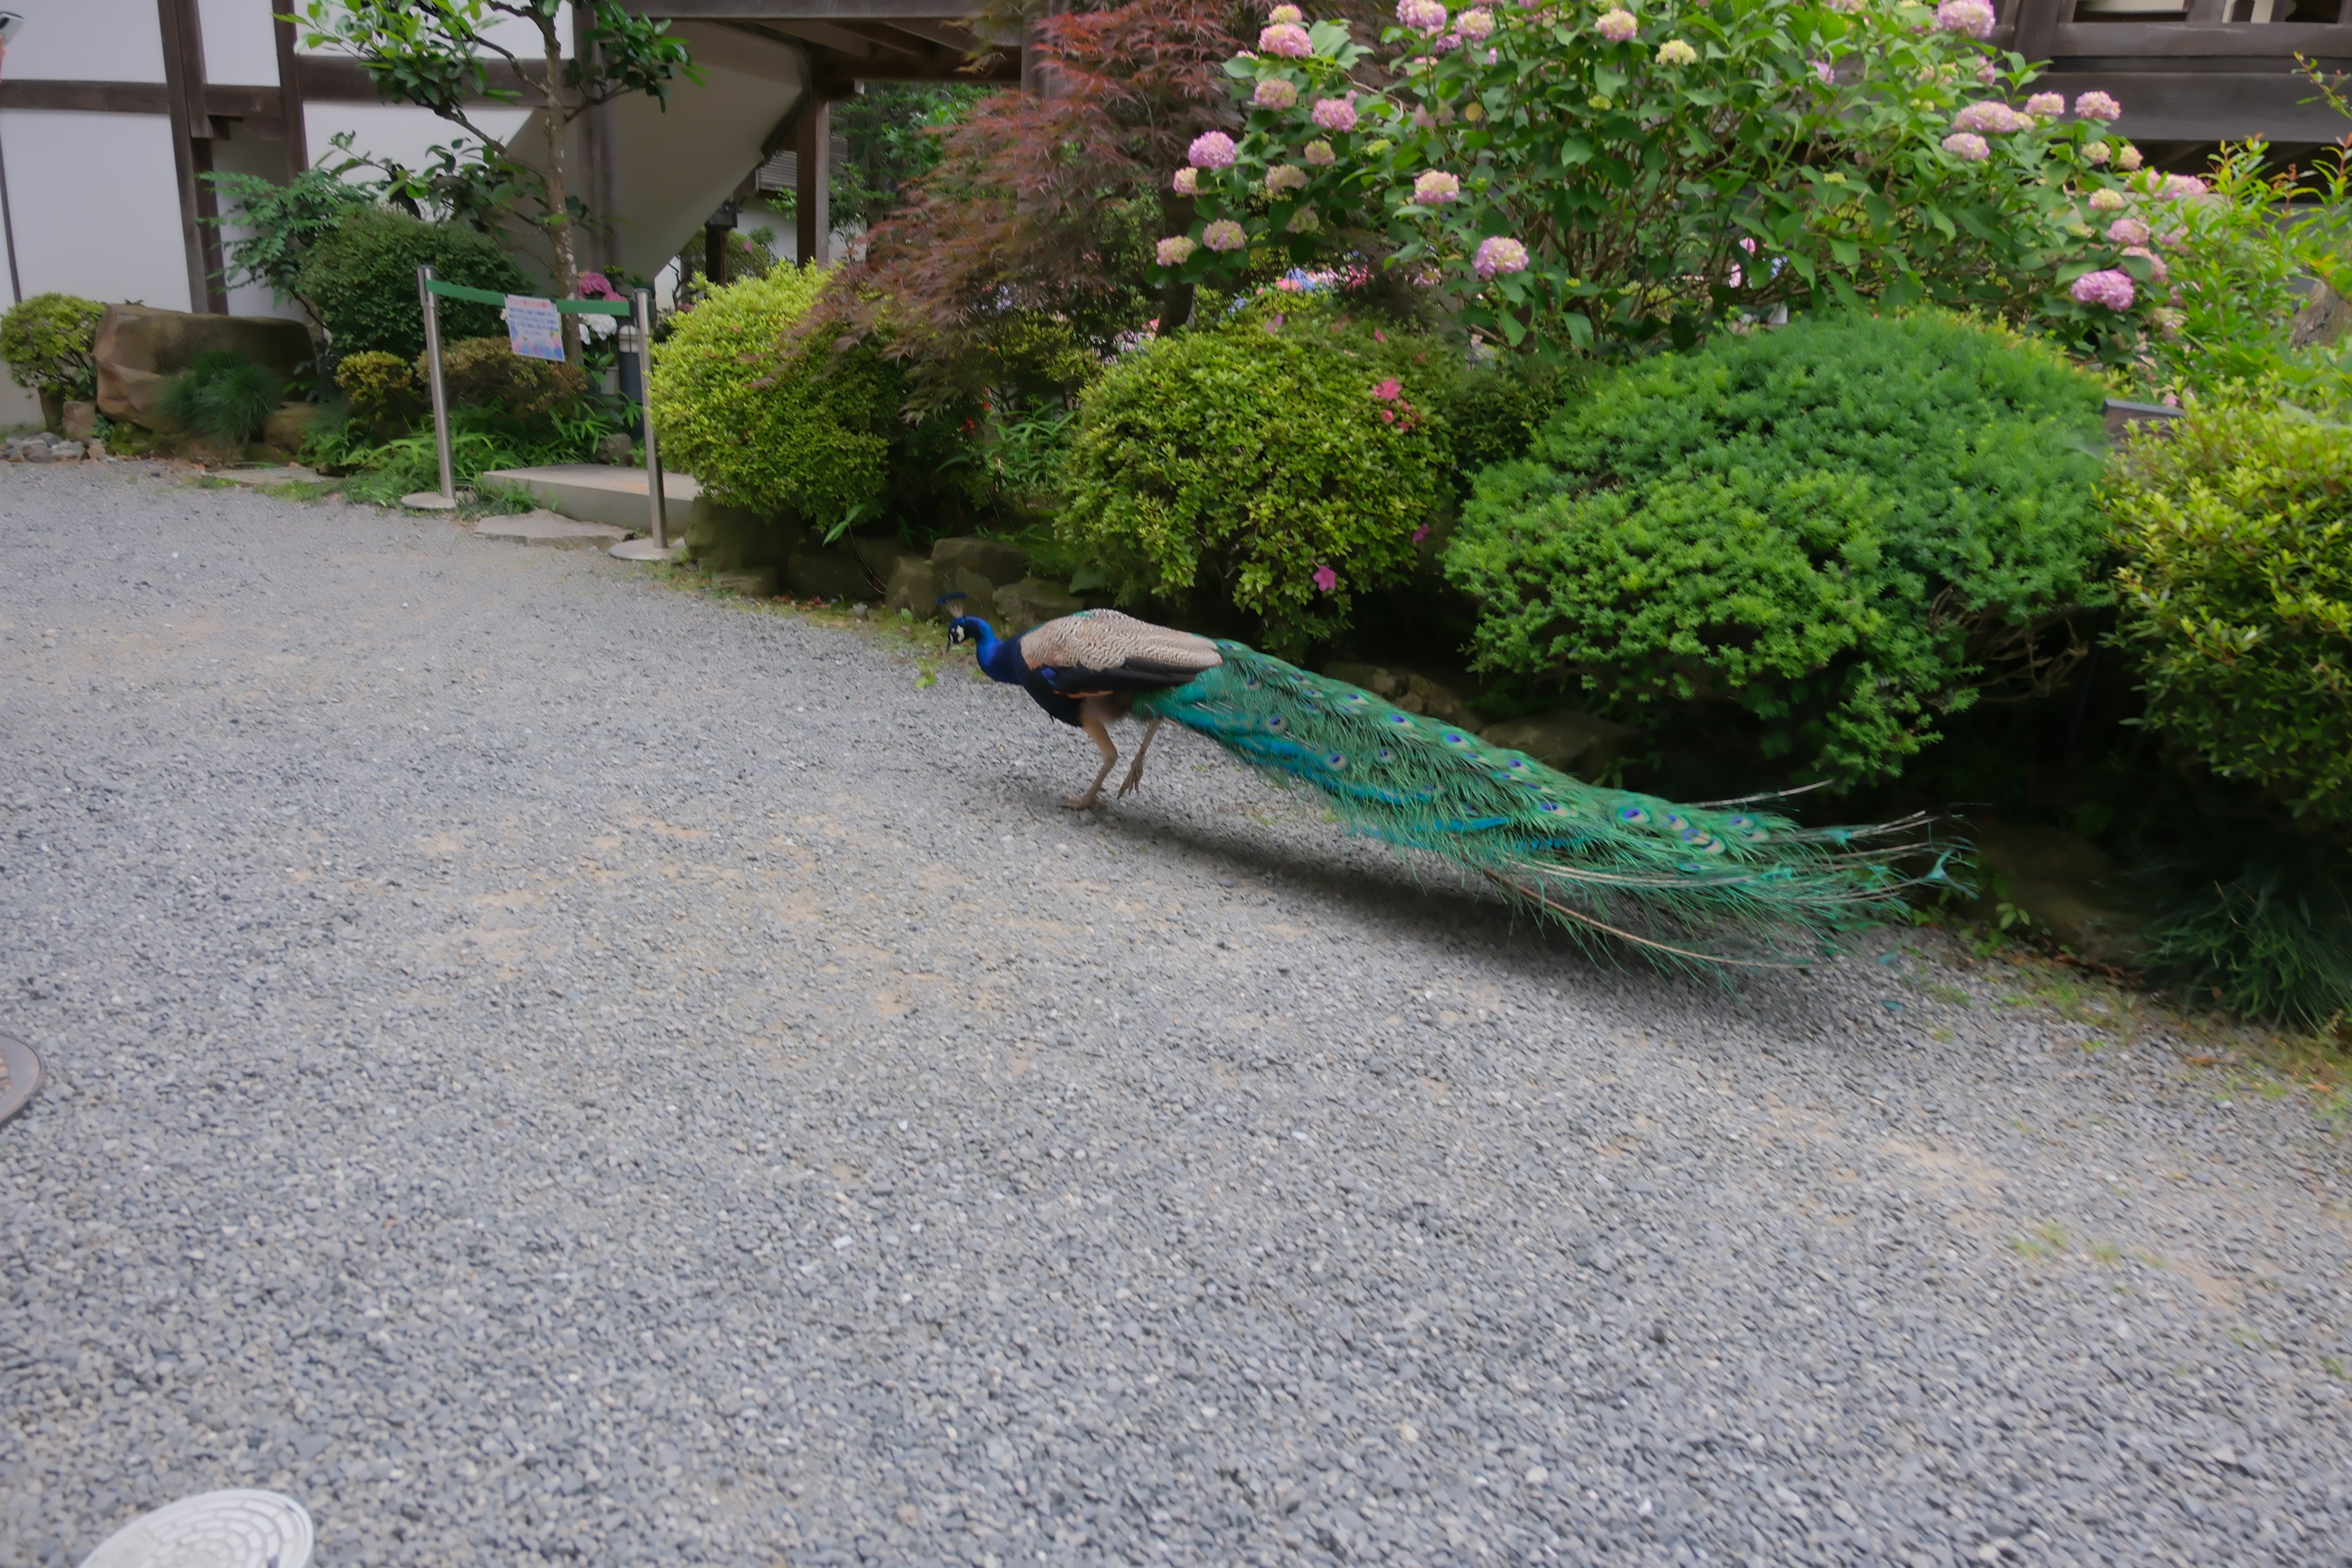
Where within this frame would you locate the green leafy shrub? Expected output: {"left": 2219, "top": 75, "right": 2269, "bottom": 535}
{"left": 1444, "top": 312, "right": 2111, "bottom": 783}
{"left": 1057, "top": 311, "right": 1465, "bottom": 654}
{"left": 1, "top": 292, "right": 107, "bottom": 402}
{"left": 650, "top": 264, "right": 903, "bottom": 532}
{"left": 334, "top": 403, "right": 623, "bottom": 505}
{"left": 296, "top": 206, "right": 524, "bottom": 361}
{"left": 159, "top": 349, "right": 283, "bottom": 453}
{"left": 2109, "top": 394, "right": 2352, "bottom": 827}
{"left": 206, "top": 167, "right": 377, "bottom": 323}
{"left": 334, "top": 349, "right": 422, "bottom": 433}
{"left": 432, "top": 336, "right": 590, "bottom": 418}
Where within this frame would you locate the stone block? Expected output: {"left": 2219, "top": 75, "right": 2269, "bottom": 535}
{"left": 61, "top": 401, "right": 97, "bottom": 442}
{"left": 946, "top": 567, "right": 997, "bottom": 622}
{"left": 931, "top": 535, "right": 1028, "bottom": 587}
{"left": 993, "top": 577, "right": 1084, "bottom": 631}
{"left": 1965, "top": 821, "right": 2147, "bottom": 967}
{"left": 263, "top": 402, "right": 322, "bottom": 453}
{"left": 86, "top": 440, "right": 108, "bottom": 459}
{"left": 23, "top": 442, "right": 53, "bottom": 464}
{"left": 1480, "top": 709, "right": 1635, "bottom": 777}
{"left": 883, "top": 556, "right": 943, "bottom": 619}
{"left": 48, "top": 440, "right": 85, "bottom": 461}
{"left": 92, "top": 305, "right": 314, "bottom": 431}
{"left": 850, "top": 535, "right": 907, "bottom": 579}
{"left": 597, "top": 432, "right": 635, "bottom": 465}
{"left": 714, "top": 568, "right": 780, "bottom": 598}
{"left": 784, "top": 549, "right": 874, "bottom": 602}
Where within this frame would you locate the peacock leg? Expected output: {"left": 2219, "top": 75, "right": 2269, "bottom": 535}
{"left": 1116, "top": 717, "right": 1164, "bottom": 798}
{"left": 1065, "top": 700, "right": 1120, "bottom": 810}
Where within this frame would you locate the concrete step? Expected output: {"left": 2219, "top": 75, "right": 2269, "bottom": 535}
{"left": 479, "top": 463, "right": 701, "bottom": 533}
{"left": 473, "top": 511, "right": 631, "bottom": 549}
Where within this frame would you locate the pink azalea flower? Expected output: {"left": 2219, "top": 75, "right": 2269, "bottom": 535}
{"left": 1596, "top": 7, "right": 1637, "bottom": 39}
{"left": 1411, "top": 525, "right": 1431, "bottom": 543}
{"left": 1188, "top": 130, "right": 1237, "bottom": 170}
{"left": 1312, "top": 93, "right": 1359, "bottom": 131}
{"left": 1254, "top": 78, "right": 1300, "bottom": 109}
{"left": 1373, "top": 377, "right": 1403, "bottom": 401}
{"left": 1202, "top": 219, "right": 1248, "bottom": 252}
{"left": 1260, "top": 21, "right": 1313, "bottom": 55}
{"left": 1941, "top": 132, "right": 1991, "bottom": 162}
{"left": 1412, "top": 170, "right": 1463, "bottom": 204}
{"left": 2024, "top": 91, "right": 2064, "bottom": 116}
{"left": 2070, "top": 268, "right": 2134, "bottom": 310}
{"left": 1934, "top": 0, "right": 1994, "bottom": 36}
{"left": 1473, "top": 235, "right": 1529, "bottom": 278}
{"left": 1312, "top": 565, "right": 1339, "bottom": 593}
{"left": 2073, "top": 90, "right": 2122, "bottom": 122}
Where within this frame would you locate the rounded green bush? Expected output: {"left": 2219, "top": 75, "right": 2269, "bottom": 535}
{"left": 1055, "top": 313, "right": 1459, "bottom": 654}
{"left": 295, "top": 207, "right": 525, "bottom": 361}
{"left": 1, "top": 292, "right": 107, "bottom": 401}
{"left": 430, "top": 336, "right": 589, "bottom": 418}
{"left": 334, "top": 349, "right": 421, "bottom": 432}
{"left": 1443, "top": 311, "right": 2112, "bottom": 783}
{"left": 649, "top": 264, "right": 900, "bottom": 529}
{"left": 2109, "top": 393, "right": 2352, "bottom": 828}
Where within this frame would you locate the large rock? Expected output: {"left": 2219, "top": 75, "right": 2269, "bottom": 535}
{"left": 1480, "top": 709, "right": 1635, "bottom": 777}
{"left": 263, "top": 402, "right": 322, "bottom": 454}
{"left": 883, "top": 555, "right": 943, "bottom": 620}
{"left": 932, "top": 535, "right": 1028, "bottom": 587}
{"left": 1966, "top": 821, "right": 2149, "bottom": 967}
{"left": 785, "top": 549, "right": 874, "bottom": 603}
{"left": 993, "top": 577, "right": 1084, "bottom": 631}
{"left": 945, "top": 567, "right": 998, "bottom": 622}
{"left": 93, "top": 306, "right": 315, "bottom": 431}
{"left": 60, "top": 401, "right": 97, "bottom": 442}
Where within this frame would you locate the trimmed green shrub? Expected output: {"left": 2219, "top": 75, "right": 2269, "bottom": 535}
{"left": 295, "top": 206, "right": 524, "bottom": 361}
{"left": 2109, "top": 394, "right": 2352, "bottom": 828}
{"left": 159, "top": 349, "right": 282, "bottom": 453}
{"left": 1, "top": 292, "right": 107, "bottom": 402}
{"left": 431, "top": 336, "right": 589, "bottom": 418}
{"left": 650, "top": 264, "right": 902, "bottom": 531}
{"left": 1444, "top": 312, "right": 2112, "bottom": 783}
{"left": 1056, "top": 312, "right": 1466, "bottom": 654}
{"left": 334, "top": 349, "right": 421, "bottom": 434}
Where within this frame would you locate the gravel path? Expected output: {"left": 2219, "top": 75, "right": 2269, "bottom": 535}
{"left": 2, "top": 463, "right": 2349, "bottom": 1568}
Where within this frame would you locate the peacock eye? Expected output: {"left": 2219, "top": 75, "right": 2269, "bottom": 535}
{"left": 1324, "top": 753, "right": 1347, "bottom": 770}
{"left": 1616, "top": 805, "right": 1649, "bottom": 825}
{"left": 1665, "top": 814, "right": 1690, "bottom": 833}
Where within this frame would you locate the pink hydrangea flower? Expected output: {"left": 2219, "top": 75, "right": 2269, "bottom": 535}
{"left": 2116, "top": 143, "right": 2144, "bottom": 170}
{"left": 1303, "top": 138, "right": 1337, "bottom": 165}
{"left": 2121, "top": 244, "right": 2168, "bottom": 284}
{"left": 1654, "top": 37, "right": 1697, "bottom": 64}
{"left": 1268, "top": 3, "right": 1304, "bottom": 20}
{"left": 1188, "top": 131, "right": 1237, "bottom": 170}
{"left": 1941, "top": 132, "right": 1991, "bottom": 162}
{"left": 1952, "top": 100, "right": 2026, "bottom": 135}
{"left": 1473, "top": 235, "right": 1529, "bottom": 278}
{"left": 2073, "top": 90, "right": 2122, "bottom": 122}
{"left": 578, "top": 271, "right": 621, "bottom": 301}
{"left": 2071, "top": 268, "right": 2134, "bottom": 309}
{"left": 1312, "top": 93, "right": 1359, "bottom": 130}
{"left": 2087, "top": 187, "right": 2126, "bottom": 212}
{"left": 1456, "top": 6, "right": 1495, "bottom": 38}
{"left": 1156, "top": 235, "right": 1197, "bottom": 266}
{"left": 1172, "top": 167, "right": 1201, "bottom": 195}
{"left": 1934, "top": 0, "right": 1994, "bottom": 36}
{"left": 2105, "top": 216, "right": 2149, "bottom": 244}
{"left": 1312, "top": 565, "right": 1338, "bottom": 593}
{"left": 2024, "top": 91, "right": 2065, "bottom": 116}
{"left": 1260, "top": 21, "right": 1313, "bottom": 55}
{"left": 2158, "top": 173, "right": 2209, "bottom": 198}
{"left": 1412, "top": 170, "right": 1463, "bottom": 203}
{"left": 1202, "top": 219, "right": 1248, "bottom": 251}
{"left": 1811, "top": 58, "right": 1835, "bottom": 86}
{"left": 1976, "top": 58, "right": 1998, "bottom": 85}
{"left": 1596, "top": 6, "right": 1637, "bottom": 39}
{"left": 2083, "top": 140, "right": 2113, "bottom": 166}
{"left": 1397, "top": 0, "right": 1449, "bottom": 33}
{"left": 1266, "top": 164, "right": 1310, "bottom": 194}
{"left": 1254, "top": 78, "right": 1299, "bottom": 109}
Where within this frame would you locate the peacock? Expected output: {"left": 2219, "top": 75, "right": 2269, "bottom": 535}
{"left": 945, "top": 605, "right": 1953, "bottom": 969}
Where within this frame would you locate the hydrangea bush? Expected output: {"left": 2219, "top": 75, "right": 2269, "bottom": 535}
{"left": 1155, "top": 0, "right": 2165, "bottom": 356}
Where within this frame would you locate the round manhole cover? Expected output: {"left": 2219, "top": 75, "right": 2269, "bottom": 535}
{"left": 0, "top": 1031, "right": 40, "bottom": 1128}
{"left": 78, "top": 1490, "right": 312, "bottom": 1568}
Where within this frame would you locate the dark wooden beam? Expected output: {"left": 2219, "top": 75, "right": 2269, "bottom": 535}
{"left": 2036, "top": 66, "right": 2352, "bottom": 135}
{"left": 0, "top": 80, "right": 173, "bottom": 113}
{"left": 866, "top": 16, "right": 981, "bottom": 51}
{"left": 276, "top": 4, "right": 309, "bottom": 179}
{"left": 157, "top": 0, "right": 229, "bottom": 314}
{"left": 2051, "top": 19, "right": 2352, "bottom": 53}
{"left": 794, "top": 96, "right": 829, "bottom": 265}
{"left": 636, "top": 0, "right": 984, "bottom": 20}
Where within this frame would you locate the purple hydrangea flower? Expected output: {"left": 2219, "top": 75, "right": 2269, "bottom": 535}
{"left": 1396, "top": 0, "right": 1449, "bottom": 33}
{"left": 1156, "top": 236, "right": 1198, "bottom": 266}
{"left": 1202, "top": 219, "right": 1248, "bottom": 252}
{"left": 2070, "top": 268, "right": 2134, "bottom": 309}
{"left": 1311, "top": 93, "right": 1359, "bottom": 130}
{"left": 1473, "top": 235, "right": 1529, "bottom": 278}
{"left": 1188, "top": 130, "right": 1237, "bottom": 170}
{"left": 2121, "top": 244, "right": 2168, "bottom": 284}
{"left": 2073, "top": 90, "right": 2122, "bottom": 122}
{"left": 2158, "top": 173, "right": 2209, "bottom": 198}
{"left": 1951, "top": 100, "right": 2026, "bottom": 135}
{"left": 1596, "top": 7, "right": 1636, "bottom": 40}
{"left": 2105, "top": 216, "right": 2149, "bottom": 244}
{"left": 1976, "top": 57, "right": 1998, "bottom": 84}
{"left": 1940, "top": 132, "right": 1991, "bottom": 162}
{"left": 2024, "top": 91, "right": 2064, "bottom": 116}
{"left": 1934, "top": 0, "right": 1994, "bottom": 36}
{"left": 1412, "top": 170, "right": 1462, "bottom": 203}
{"left": 1254, "top": 78, "right": 1299, "bottom": 109}
{"left": 1260, "top": 21, "right": 1313, "bottom": 55}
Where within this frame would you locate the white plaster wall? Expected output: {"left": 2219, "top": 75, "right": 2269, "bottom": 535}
{"left": 198, "top": 0, "right": 282, "bottom": 87}
{"left": 209, "top": 124, "right": 308, "bottom": 323}
{"left": 2, "top": 0, "right": 166, "bottom": 82}
{"left": 304, "top": 101, "right": 535, "bottom": 189}
{"left": 0, "top": 111, "right": 191, "bottom": 310}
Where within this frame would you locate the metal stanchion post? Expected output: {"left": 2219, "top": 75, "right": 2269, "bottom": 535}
{"left": 402, "top": 265, "right": 458, "bottom": 510}
{"left": 609, "top": 287, "right": 684, "bottom": 562}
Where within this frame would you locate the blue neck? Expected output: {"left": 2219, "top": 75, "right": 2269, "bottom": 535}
{"left": 962, "top": 619, "right": 1028, "bottom": 685}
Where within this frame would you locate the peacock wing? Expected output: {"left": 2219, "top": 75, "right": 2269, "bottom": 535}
{"left": 1020, "top": 610, "right": 1224, "bottom": 692}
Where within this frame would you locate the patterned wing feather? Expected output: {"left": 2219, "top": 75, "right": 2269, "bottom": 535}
{"left": 1134, "top": 643, "right": 1953, "bottom": 970}
{"left": 1021, "top": 611, "right": 1224, "bottom": 687}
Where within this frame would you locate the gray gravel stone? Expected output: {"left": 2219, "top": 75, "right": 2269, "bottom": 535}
{"left": 2, "top": 462, "right": 2349, "bottom": 1568}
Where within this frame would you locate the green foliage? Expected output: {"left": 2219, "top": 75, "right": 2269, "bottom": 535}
{"left": 431, "top": 336, "right": 590, "bottom": 417}
{"left": 296, "top": 205, "right": 526, "bottom": 361}
{"left": 1057, "top": 311, "right": 1457, "bottom": 655}
{"left": 334, "top": 349, "right": 423, "bottom": 434}
{"left": 983, "top": 402, "right": 1079, "bottom": 505}
{"left": 159, "top": 349, "right": 284, "bottom": 453}
{"left": 2141, "top": 851, "right": 2352, "bottom": 1030}
{"left": 1175, "top": 0, "right": 2155, "bottom": 360}
{"left": 333, "top": 401, "right": 622, "bottom": 503}
{"left": 0, "top": 292, "right": 107, "bottom": 401}
{"left": 205, "top": 166, "right": 377, "bottom": 320}
{"left": 2109, "top": 393, "right": 2352, "bottom": 827}
{"left": 831, "top": 83, "right": 987, "bottom": 230}
{"left": 650, "top": 264, "right": 901, "bottom": 531}
{"left": 1444, "top": 312, "right": 2111, "bottom": 783}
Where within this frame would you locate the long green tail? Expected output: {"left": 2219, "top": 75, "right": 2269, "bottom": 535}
{"left": 1135, "top": 644, "right": 1955, "bottom": 970}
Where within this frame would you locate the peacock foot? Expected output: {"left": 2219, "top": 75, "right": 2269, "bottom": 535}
{"left": 1062, "top": 794, "right": 1102, "bottom": 811}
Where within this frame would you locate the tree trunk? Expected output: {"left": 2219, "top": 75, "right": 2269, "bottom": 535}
{"left": 538, "top": 14, "right": 581, "bottom": 363}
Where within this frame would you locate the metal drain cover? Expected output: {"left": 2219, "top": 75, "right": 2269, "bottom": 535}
{"left": 0, "top": 1031, "right": 40, "bottom": 1128}
{"left": 78, "top": 1490, "right": 312, "bottom": 1568}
